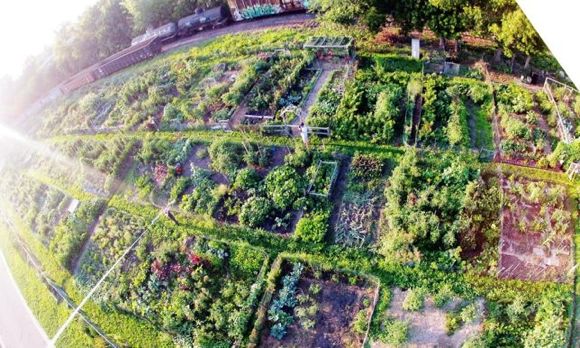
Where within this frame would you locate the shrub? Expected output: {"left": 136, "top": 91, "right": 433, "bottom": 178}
{"left": 445, "top": 312, "right": 461, "bottom": 334}
{"left": 169, "top": 177, "right": 191, "bottom": 202}
{"left": 265, "top": 165, "right": 306, "bottom": 210}
{"left": 239, "top": 197, "right": 273, "bottom": 228}
{"left": 460, "top": 303, "right": 478, "bottom": 323}
{"left": 379, "top": 317, "right": 409, "bottom": 345}
{"left": 243, "top": 144, "right": 271, "bottom": 168}
{"left": 232, "top": 168, "right": 261, "bottom": 191}
{"left": 402, "top": 288, "right": 425, "bottom": 311}
{"left": 208, "top": 140, "right": 243, "bottom": 177}
{"left": 294, "top": 211, "right": 329, "bottom": 244}
{"left": 285, "top": 145, "right": 312, "bottom": 168}
{"left": 433, "top": 284, "right": 454, "bottom": 308}
{"left": 353, "top": 310, "right": 368, "bottom": 334}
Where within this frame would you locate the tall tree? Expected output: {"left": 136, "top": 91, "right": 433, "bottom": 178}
{"left": 490, "top": 8, "right": 544, "bottom": 70}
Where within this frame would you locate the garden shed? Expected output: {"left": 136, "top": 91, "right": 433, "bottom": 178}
{"left": 303, "top": 36, "right": 355, "bottom": 58}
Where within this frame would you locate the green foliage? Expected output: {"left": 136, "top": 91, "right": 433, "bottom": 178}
{"left": 379, "top": 148, "right": 479, "bottom": 264}
{"left": 373, "top": 54, "right": 423, "bottom": 74}
{"left": 180, "top": 169, "right": 221, "bottom": 216}
{"left": 232, "top": 168, "right": 261, "bottom": 191}
{"left": 169, "top": 177, "right": 191, "bottom": 202}
{"left": 490, "top": 8, "right": 544, "bottom": 58}
{"left": 268, "top": 262, "right": 304, "bottom": 340}
{"left": 209, "top": 140, "right": 244, "bottom": 178}
{"left": 239, "top": 197, "right": 273, "bottom": 228}
{"left": 402, "top": 288, "right": 426, "bottom": 311}
{"left": 265, "top": 165, "right": 307, "bottom": 210}
{"left": 353, "top": 309, "right": 368, "bottom": 334}
{"left": 377, "top": 317, "right": 409, "bottom": 345}
{"left": 294, "top": 211, "right": 329, "bottom": 244}
{"left": 447, "top": 98, "right": 470, "bottom": 146}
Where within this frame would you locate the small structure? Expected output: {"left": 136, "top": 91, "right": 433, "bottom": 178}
{"left": 67, "top": 199, "right": 80, "bottom": 214}
{"left": 304, "top": 36, "right": 355, "bottom": 59}
{"left": 411, "top": 38, "right": 420, "bottom": 59}
{"left": 567, "top": 162, "right": 580, "bottom": 180}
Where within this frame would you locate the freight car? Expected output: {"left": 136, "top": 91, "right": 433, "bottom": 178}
{"left": 57, "top": 3, "right": 307, "bottom": 94}
{"left": 177, "top": 6, "right": 230, "bottom": 36}
{"left": 131, "top": 22, "right": 177, "bottom": 46}
{"left": 226, "top": 0, "right": 308, "bottom": 21}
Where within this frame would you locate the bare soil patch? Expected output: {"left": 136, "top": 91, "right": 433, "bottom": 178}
{"left": 371, "top": 288, "right": 484, "bottom": 348}
{"left": 498, "top": 177, "right": 573, "bottom": 282}
{"left": 261, "top": 269, "right": 375, "bottom": 348}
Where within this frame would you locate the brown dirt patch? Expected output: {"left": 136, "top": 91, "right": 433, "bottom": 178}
{"left": 498, "top": 177, "right": 573, "bottom": 282}
{"left": 371, "top": 289, "right": 484, "bottom": 348}
{"left": 260, "top": 273, "right": 374, "bottom": 348}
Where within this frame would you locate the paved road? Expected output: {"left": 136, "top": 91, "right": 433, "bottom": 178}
{"left": 0, "top": 251, "right": 49, "bottom": 348}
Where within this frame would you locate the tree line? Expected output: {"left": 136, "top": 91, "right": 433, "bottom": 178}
{"left": 0, "top": 0, "right": 221, "bottom": 122}
{"left": 311, "top": 0, "right": 544, "bottom": 69}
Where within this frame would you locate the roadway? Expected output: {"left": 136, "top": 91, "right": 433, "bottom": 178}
{"left": 0, "top": 250, "right": 49, "bottom": 348}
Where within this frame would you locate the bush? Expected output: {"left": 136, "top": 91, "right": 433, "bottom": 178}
{"left": 378, "top": 317, "right": 409, "bottom": 345}
{"left": 445, "top": 312, "right": 461, "bottom": 334}
{"left": 208, "top": 140, "right": 243, "bottom": 177}
{"left": 294, "top": 212, "right": 329, "bottom": 244}
{"left": 353, "top": 309, "right": 368, "bottom": 334}
{"left": 169, "top": 177, "right": 191, "bottom": 202}
{"left": 265, "top": 165, "right": 306, "bottom": 210}
{"left": 232, "top": 168, "right": 261, "bottom": 191}
{"left": 402, "top": 288, "right": 425, "bottom": 311}
{"left": 433, "top": 284, "right": 454, "bottom": 308}
{"left": 239, "top": 197, "right": 273, "bottom": 228}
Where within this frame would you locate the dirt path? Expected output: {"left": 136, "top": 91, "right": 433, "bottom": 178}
{"left": 491, "top": 89, "right": 503, "bottom": 160}
{"left": 327, "top": 156, "right": 351, "bottom": 243}
{"left": 466, "top": 100, "right": 478, "bottom": 149}
{"left": 290, "top": 68, "right": 333, "bottom": 137}
{"left": 409, "top": 95, "right": 423, "bottom": 145}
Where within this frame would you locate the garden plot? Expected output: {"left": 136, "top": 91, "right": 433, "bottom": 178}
{"left": 495, "top": 84, "right": 557, "bottom": 167}
{"left": 211, "top": 143, "right": 336, "bottom": 236}
{"left": 307, "top": 69, "right": 346, "bottom": 128}
{"left": 335, "top": 153, "right": 390, "bottom": 247}
{"left": 33, "top": 137, "right": 136, "bottom": 196}
{"left": 260, "top": 260, "right": 377, "bottom": 347}
{"left": 370, "top": 288, "right": 484, "bottom": 347}
{"left": 160, "top": 60, "right": 256, "bottom": 130}
{"left": 75, "top": 207, "right": 147, "bottom": 289}
{"left": 498, "top": 176, "right": 573, "bottom": 282}
{"left": 238, "top": 52, "right": 315, "bottom": 126}
{"left": 544, "top": 78, "right": 579, "bottom": 142}
{"left": 1, "top": 173, "right": 105, "bottom": 269}
{"left": 91, "top": 232, "right": 268, "bottom": 346}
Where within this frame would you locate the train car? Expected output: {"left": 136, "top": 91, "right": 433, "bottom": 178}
{"left": 131, "top": 23, "right": 178, "bottom": 46}
{"left": 177, "top": 6, "right": 229, "bottom": 37}
{"left": 226, "top": 0, "right": 308, "bottom": 22}
{"left": 94, "top": 37, "right": 163, "bottom": 79}
{"left": 59, "top": 66, "right": 98, "bottom": 94}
